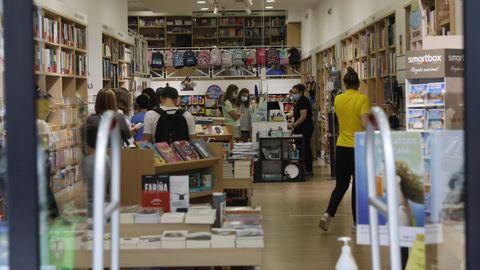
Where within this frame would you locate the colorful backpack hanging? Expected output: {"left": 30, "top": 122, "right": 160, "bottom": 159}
{"left": 197, "top": 50, "right": 210, "bottom": 68}
{"left": 151, "top": 51, "right": 164, "bottom": 69}
{"left": 246, "top": 49, "right": 256, "bottom": 66}
{"left": 164, "top": 50, "right": 174, "bottom": 67}
{"left": 256, "top": 48, "right": 267, "bottom": 66}
{"left": 288, "top": 47, "right": 301, "bottom": 65}
{"left": 267, "top": 48, "right": 280, "bottom": 66}
{"left": 221, "top": 50, "right": 233, "bottom": 67}
{"left": 210, "top": 48, "right": 222, "bottom": 66}
{"left": 183, "top": 50, "right": 197, "bottom": 67}
{"left": 279, "top": 49, "right": 289, "bottom": 65}
{"left": 173, "top": 51, "right": 185, "bottom": 69}
{"left": 232, "top": 49, "right": 245, "bottom": 66}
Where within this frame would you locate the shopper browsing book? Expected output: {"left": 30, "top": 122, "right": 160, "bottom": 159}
{"left": 142, "top": 86, "right": 196, "bottom": 143}
{"left": 319, "top": 67, "right": 370, "bottom": 232}
{"left": 288, "top": 84, "right": 314, "bottom": 176}
{"left": 237, "top": 88, "right": 253, "bottom": 142}
{"left": 131, "top": 94, "right": 150, "bottom": 142}
{"left": 222, "top": 84, "right": 241, "bottom": 139}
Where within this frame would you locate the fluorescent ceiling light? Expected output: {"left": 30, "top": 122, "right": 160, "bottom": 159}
{"left": 266, "top": 0, "right": 275, "bottom": 2}
{"left": 213, "top": 5, "right": 218, "bottom": 14}
{"left": 197, "top": 0, "right": 207, "bottom": 3}
{"left": 265, "top": 6, "right": 274, "bottom": 9}
{"left": 201, "top": 7, "right": 209, "bottom": 10}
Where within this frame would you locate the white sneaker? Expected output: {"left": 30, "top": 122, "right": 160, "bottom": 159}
{"left": 319, "top": 213, "right": 331, "bottom": 231}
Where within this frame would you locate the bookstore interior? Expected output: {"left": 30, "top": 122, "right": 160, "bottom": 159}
{"left": 1, "top": 0, "right": 479, "bottom": 269}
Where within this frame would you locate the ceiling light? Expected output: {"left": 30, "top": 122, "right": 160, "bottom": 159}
{"left": 201, "top": 7, "right": 209, "bottom": 10}
{"left": 266, "top": 0, "right": 275, "bottom": 2}
{"left": 247, "top": 0, "right": 254, "bottom": 6}
{"left": 265, "top": 6, "right": 274, "bottom": 9}
{"left": 245, "top": 6, "right": 252, "bottom": 15}
{"left": 213, "top": 5, "right": 218, "bottom": 14}
{"left": 196, "top": 0, "right": 207, "bottom": 3}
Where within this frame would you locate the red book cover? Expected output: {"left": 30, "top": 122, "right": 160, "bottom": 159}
{"left": 172, "top": 140, "right": 200, "bottom": 161}
{"left": 155, "top": 142, "right": 182, "bottom": 163}
{"left": 142, "top": 175, "right": 170, "bottom": 212}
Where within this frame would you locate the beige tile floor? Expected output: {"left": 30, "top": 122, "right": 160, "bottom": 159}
{"left": 253, "top": 166, "right": 388, "bottom": 270}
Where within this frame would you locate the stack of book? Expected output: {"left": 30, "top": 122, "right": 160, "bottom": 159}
{"left": 236, "top": 228, "right": 264, "bottom": 248}
{"left": 133, "top": 209, "right": 162, "bottom": 224}
{"left": 230, "top": 142, "right": 256, "bottom": 179}
{"left": 137, "top": 235, "right": 162, "bottom": 249}
{"left": 211, "top": 229, "right": 236, "bottom": 248}
{"left": 186, "top": 232, "right": 212, "bottom": 248}
{"left": 234, "top": 160, "right": 252, "bottom": 179}
{"left": 120, "top": 237, "right": 139, "bottom": 249}
{"left": 223, "top": 207, "right": 263, "bottom": 230}
{"left": 161, "top": 212, "right": 186, "bottom": 224}
{"left": 162, "top": 231, "right": 188, "bottom": 249}
{"left": 120, "top": 205, "right": 140, "bottom": 224}
{"left": 223, "top": 163, "right": 234, "bottom": 179}
{"left": 185, "top": 205, "right": 217, "bottom": 224}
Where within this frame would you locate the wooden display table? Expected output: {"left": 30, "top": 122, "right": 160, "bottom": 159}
{"left": 107, "top": 223, "right": 212, "bottom": 237}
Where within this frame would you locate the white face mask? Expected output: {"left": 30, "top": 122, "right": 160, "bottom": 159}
{"left": 241, "top": 96, "right": 248, "bottom": 102}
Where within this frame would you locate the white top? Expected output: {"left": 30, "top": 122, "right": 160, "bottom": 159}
{"left": 143, "top": 106, "right": 196, "bottom": 138}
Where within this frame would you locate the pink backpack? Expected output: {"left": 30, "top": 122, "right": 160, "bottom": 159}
{"left": 222, "top": 50, "right": 233, "bottom": 67}
{"left": 256, "top": 48, "right": 266, "bottom": 66}
{"left": 164, "top": 50, "right": 174, "bottom": 67}
{"left": 197, "top": 50, "right": 210, "bottom": 68}
{"left": 210, "top": 48, "right": 222, "bottom": 66}
{"left": 246, "top": 49, "right": 256, "bottom": 66}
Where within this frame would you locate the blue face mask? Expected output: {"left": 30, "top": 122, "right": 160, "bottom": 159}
{"left": 291, "top": 94, "right": 301, "bottom": 101}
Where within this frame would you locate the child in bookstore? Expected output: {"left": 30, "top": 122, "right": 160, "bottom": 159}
{"left": 289, "top": 84, "right": 314, "bottom": 177}
{"left": 142, "top": 86, "right": 196, "bottom": 143}
{"left": 237, "top": 88, "right": 253, "bottom": 142}
{"left": 114, "top": 87, "right": 134, "bottom": 145}
{"left": 319, "top": 67, "right": 370, "bottom": 232}
{"left": 142, "top": 87, "right": 159, "bottom": 110}
{"left": 131, "top": 94, "right": 150, "bottom": 142}
{"left": 222, "top": 84, "right": 241, "bottom": 139}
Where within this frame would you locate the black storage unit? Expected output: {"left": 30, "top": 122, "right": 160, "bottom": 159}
{"left": 254, "top": 135, "right": 305, "bottom": 182}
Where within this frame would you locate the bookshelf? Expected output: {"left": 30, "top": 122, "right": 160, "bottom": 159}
{"left": 33, "top": 4, "right": 88, "bottom": 194}
{"left": 102, "top": 25, "right": 135, "bottom": 90}
{"left": 340, "top": 13, "right": 396, "bottom": 106}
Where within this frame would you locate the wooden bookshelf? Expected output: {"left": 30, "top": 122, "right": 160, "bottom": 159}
{"left": 33, "top": 3, "right": 88, "bottom": 194}
{"left": 340, "top": 13, "right": 396, "bottom": 106}
{"left": 155, "top": 158, "right": 220, "bottom": 174}
{"left": 102, "top": 26, "right": 134, "bottom": 90}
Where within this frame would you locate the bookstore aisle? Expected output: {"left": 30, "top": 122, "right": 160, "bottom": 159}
{"left": 254, "top": 166, "right": 388, "bottom": 269}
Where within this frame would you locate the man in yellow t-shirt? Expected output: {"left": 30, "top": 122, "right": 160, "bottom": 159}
{"left": 319, "top": 67, "right": 370, "bottom": 232}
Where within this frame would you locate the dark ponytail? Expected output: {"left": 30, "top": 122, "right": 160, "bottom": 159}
{"left": 344, "top": 67, "right": 360, "bottom": 90}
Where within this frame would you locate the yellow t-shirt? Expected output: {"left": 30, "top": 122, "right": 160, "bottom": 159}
{"left": 334, "top": 90, "right": 370, "bottom": 148}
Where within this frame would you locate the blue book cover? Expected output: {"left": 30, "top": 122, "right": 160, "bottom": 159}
{"left": 408, "top": 109, "right": 426, "bottom": 131}
{"left": 427, "top": 109, "right": 445, "bottom": 130}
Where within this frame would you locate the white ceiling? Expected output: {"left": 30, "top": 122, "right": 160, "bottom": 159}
{"left": 128, "top": 0, "right": 319, "bottom": 13}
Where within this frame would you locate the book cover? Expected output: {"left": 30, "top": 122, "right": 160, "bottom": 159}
{"left": 408, "top": 109, "right": 426, "bottom": 131}
{"left": 189, "top": 173, "right": 202, "bottom": 193}
{"left": 427, "top": 109, "right": 445, "bottom": 130}
{"left": 155, "top": 142, "right": 181, "bottom": 163}
{"left": 191, "top": 139, "right": 214, "bottom": 158}
{"left": 136, "top": 141, "right": 166, "bottom": 165}
{"left": 172, "top": 140, "right": 200, "bottom": 161}
{"left": 408, "top": 84, "right": 428, "bottom": 106}
{"left": 200, "top": 173, "right": 213, "bottom": 191}
{"left": 427, "top": 82, "right": 446, "bottom": 106}
{"left": 141, "top": 175, "right": 170, "bottom": 212}
{"left": 170, "top": 175, "right": 189, "bottom": 212}
{"left": 212, "top": 192, "right": 227, "bottom": 228}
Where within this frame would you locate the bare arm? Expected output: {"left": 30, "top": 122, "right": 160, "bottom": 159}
{"left": 228, "top": 110, "right": 240, "bottom": 120}
{"left": 361, "top": 114, "right": 369, "bottom": 129}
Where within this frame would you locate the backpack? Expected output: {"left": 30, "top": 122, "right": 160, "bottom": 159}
{"left": 173, "top": 51, "right": 184, "bottom": 69}
{"left": 279, "top": 49, "right": 289, "bottom": 65}
{"left": 184, "top": 50, "right": 197, "bottom": 67}
{"left": 197, "top": 50, "right": 210, "bottom": 68}
{"left": 288, "top": 47, "right": 301, "bottom": 65}
{"left": 153, "top": 108, "right": 190, "bottom": 143}
{"left": 221, "top": 50, "right": 233, "bottom": 67}
{"left": 267, "top": 48, "right": 279, "bottom": 66}
{"left": 151, "top": 51, "right": 164, "bottom": 69}
{"left": 256, "top": 48, "right": 266, "bottom": 66}
{"left": 165, "top": 50, "right": 174, "bottom": 67}
{"left": 232, "top": 49, "right": 245, "bottom": 66}
{"left": 210, "top": 48, "right": 222, "bottom": 66}
{"left": 245, "top": 49, "right": 256, "bottom": 66}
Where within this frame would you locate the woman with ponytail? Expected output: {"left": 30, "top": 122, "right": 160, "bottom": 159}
{"left": 319, "top": 67, "right": 370, "bottom": 232}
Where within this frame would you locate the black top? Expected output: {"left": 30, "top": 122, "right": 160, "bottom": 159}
{"left": 293, "top": 96, "right": 314, "bottom": 134}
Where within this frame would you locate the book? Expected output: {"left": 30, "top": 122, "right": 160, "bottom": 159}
{"left": 137, "top": 235, "right": 162, "bottom": 249}
{"left": 155, "top": 142, "right": 182, "bottom": 163}
{"left": 186, "top": 232, "right": 212, "bottom": 248}
{"left": 185, "top": 208, "right": 216, "bottom": 224}
{"left": 191, "top": 139, "right": 214, "bottom": 158}
{"left": 134, "top": 209, "right": 162, "bottom": 224}
{"left": 141, "top": 175, "right": 170, "bottom": 211}
{"left": 160, "top": 212, "right": 186, "bottom": 223}
{"left": 211, "top": 229, "right": 236, "bottom": 248}
{"left": 200, "top": 173, "right": 213, "bottom": 191}
{"left": 235, "top": 228, "right": 264, "bottom": 248}
{"left": 162, "top": 230, "right": 188, "bottom": 249}
{"left": 427, "top": 82, "right": 446, "bottom": 106}
{"left": 212, "top": 192, "right": 227, "bottom": 228}
{"left": 172, "top": 140, "right": 200, "bottom": 161}
{"left": 408, "top": 84, "right": 428, "bottom": 106}
{"left": 120, "top": 237, "right": 138, "bottom": 249}
{"left": 170, "top": 175, "right": 189, "bottom": 212}
{"left": 427, "top": 109, "right": 445, "bottom": 130}
{"left": 136, "top": 141, "right": 166, "bottom": 166}
{"left": 408, "top": 109, "right": 426, "bottom": 131}
{"left": 189, "top": 173, "right": 202, "bottom": 193}
{"left": 120, "top": 205, "right": 140, "bottom": 224}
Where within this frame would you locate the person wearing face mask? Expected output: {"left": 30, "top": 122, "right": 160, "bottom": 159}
{"left": 288, "top": 84, "right": 314, "bottom": 177}
{"left": 237, "top": 88, "right": 253, "bottom": 142}
{"left": 222, "top": 84, "right": 241, "bottom": 139}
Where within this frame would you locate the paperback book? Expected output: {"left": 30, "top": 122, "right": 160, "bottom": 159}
{"left": 172, "top": 140, "right": 200, "bottom": 161}
{"left": 136, "top": 141, "right": 166, "bottom": 165}
{"left": 427, "top": 82, "right": 446, "bottom": 106}
{"left": 170, "top": 175, "right": 189, "bottom": 212}
{"left": 155, "top": 142, "right": 182, "bottom": 163}
{"left": 141, "top": 175, "right": 170, "bottom": 211}
{"left": 408, "top": 109, "right": 426, "bottom": 131}
{"left": 408, "top": 84, "right": 428, "bottom": 106}
{"left": 186, "top": 232, "right": 212, "bottom": 248}
{"left": 162, "top": 230, "right": 188, "bottom": 249}
{"left": 427, "top": 109, "right": 445, "bottom": 130}
{"left": 191, "top": 139, "right": 214, "bottom": 158}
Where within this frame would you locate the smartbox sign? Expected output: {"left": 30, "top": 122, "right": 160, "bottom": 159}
{"left": 406, "top": 49, "right": 464, "bottom": 79}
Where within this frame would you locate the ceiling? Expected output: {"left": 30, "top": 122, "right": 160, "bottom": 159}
{"left": 128, "top": 0, "right": 319, "bottom": 13}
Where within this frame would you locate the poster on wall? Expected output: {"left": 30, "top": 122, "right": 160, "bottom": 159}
{"left": 355, "top": 131, "right": 425, "bottom": 247}
{"left": 409, "top": 0, "right": 423, "bottom": 43}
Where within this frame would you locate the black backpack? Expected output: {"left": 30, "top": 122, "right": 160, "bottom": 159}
{"left": 154, "top": 108, "right": 190, "bottom": 143}
{"left": 184, "top": 50, "right": 197, "bottom": 67}
{"left": 151, "top": 51, "right": 164, "bottom": 69}
{"left": 288, "top": 47, "right": 301, "bottom": 65}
